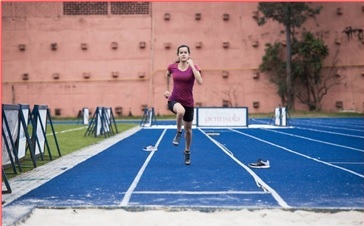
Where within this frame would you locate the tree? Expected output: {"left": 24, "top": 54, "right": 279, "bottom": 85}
{"left": 222, "top": 86, "right": 239, "bottom": 107}
{"left": 213, "top": 86, "right": 240, "bottom": 107}
{"left": 294, "top": 32, "right": 345, "bottom": 111}
{"left": 259, "top": 42, "right": 287, "bottom": 104}
{"left": 260, "top": 31, "right": 345, "bottom": 111}
{"left": 254, "top": 2, "right": 322, "bottom": 110}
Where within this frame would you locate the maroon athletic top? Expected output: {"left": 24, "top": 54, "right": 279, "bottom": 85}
{"left": 167, "top": 63, "right": 201, "bottom": 107}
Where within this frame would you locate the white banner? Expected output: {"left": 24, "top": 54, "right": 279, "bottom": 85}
{"left": 197, "top": 107, "right": 248, "bottom": 127}
{"left": 103, "top": 107, "right": 111, "bottom": 133}
{"left": 34, "top": 107, "right": 47, "bottom": 155}
{"left": 17, "top": 106, "right": 29, "bottom": 160}
{"left": 2, "top": 105, "right": 20, "bottom": 165}
{"left": 83, "top": 108, "right": 89, "bottom": 125}
{"left": 96, "top": 107, "right": 102, "bottom": 136}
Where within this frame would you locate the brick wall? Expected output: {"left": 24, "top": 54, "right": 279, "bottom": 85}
{"left": 2, "top": 2, "right": 363, "bottom": 117}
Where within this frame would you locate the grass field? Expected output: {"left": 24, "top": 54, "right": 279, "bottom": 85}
{"left": 4, "top": 123, "right": 137, "bottom": 179}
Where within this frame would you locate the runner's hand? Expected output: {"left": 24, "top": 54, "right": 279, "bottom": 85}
{"left": 164, "top": 91, "right": 170, "bottom": 99}
{"left": 186, "top": 58, "right": 194, "bottom": 66}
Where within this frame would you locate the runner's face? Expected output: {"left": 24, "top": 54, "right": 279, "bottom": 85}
{"left": 178, "top": 47, "right": 190, "bottom": 62}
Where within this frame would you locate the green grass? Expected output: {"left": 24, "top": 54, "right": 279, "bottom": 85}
{"left": 4, "top": 123, "right": 137, "bottom": 179}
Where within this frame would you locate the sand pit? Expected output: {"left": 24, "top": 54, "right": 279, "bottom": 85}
{"left": 17, "top": 208, "right": 363, "bottom": 226}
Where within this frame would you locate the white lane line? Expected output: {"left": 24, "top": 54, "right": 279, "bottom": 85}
{"left": 119, "top": 129, "right": 167, "bottom": 206}
{"left": 251, "top": 118, "right": 364, "bottom": 132}
{"left": 329, "top": 162, "right": 364, "bottom": 165}
{"left": 130, "top": 191, "right": 268, "bottom": 195}
{"left": 263, "top": 128, "right": 364, "bottom": 153}
{"left": 198, "top": 128, "right": 291, "bottom": 209}
{"left": 2, "top": 126, "right": 142, "bottom": 207}
{"left": 294, "top": 126, "right": 364, "bottom": 139}
{"left": 293, "top": 121, "right": 364, "bottom": 132}
{"left": 46, "top": 126, "right": 87, "bottom": 136}
{"left": 231, "top": 129, "right": 364, "bottom": 179}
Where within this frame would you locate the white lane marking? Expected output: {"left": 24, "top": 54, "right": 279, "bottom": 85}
{"left": 199, "top": 128, "right": 291, "bottom": 208}
{"left": 329, "top": 162, "right": 364, "bottom": 165}
{"left": 130, "top": 191, "right": 268, "bottom": 195}
{"left": 119, "top": 129, "right": 167, "bottom": 206}
{"left": 263, "top": 128, "right": 364, "bottom": 153}
{"left": 46, "top": 126, "right": 87, "bottom": 136}
{"left": 231, "top": 129, "right": 364, "bottom": 179}
{"left": 294, "top": 126, "right": 364, "bottom": 139}
{"left": 293, "top": 121, "right": 364, "bottom": 132}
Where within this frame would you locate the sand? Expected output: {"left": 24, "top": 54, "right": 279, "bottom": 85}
{"left": 17, "top": 208, "right": 364, "bottom": 226}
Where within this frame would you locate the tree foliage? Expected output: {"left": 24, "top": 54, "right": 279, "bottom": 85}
{"left": 294, "top": 32, "right": 344, "bottom": 111}
{"left": 256, "top": 2, "right": 321, "bottom": 28}
{"left": 254, "top": 2, "right": 322, "bottom": 110}
{"left": 259, "top": 42, "right": 286, "bottom": 103}
{"left": 260, "top": 31, "right": 344, "bottom": 111}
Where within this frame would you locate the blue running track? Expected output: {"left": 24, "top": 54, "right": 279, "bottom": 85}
{"left": 3, "top": 118, "right": 364, "bottom": 224}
